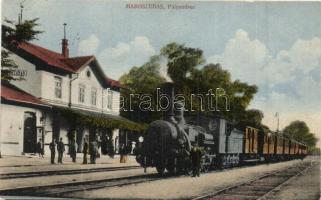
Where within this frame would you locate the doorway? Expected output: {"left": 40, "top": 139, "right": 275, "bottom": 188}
{"left": 23, "top": 112, "right": 37, "bottom": 153}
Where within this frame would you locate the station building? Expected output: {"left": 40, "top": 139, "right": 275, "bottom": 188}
{"left": 0, "top": 37, "right": 143, "bottom": 156}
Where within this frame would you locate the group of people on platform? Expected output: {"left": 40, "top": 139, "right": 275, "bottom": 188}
{"left": 49, "top": 137, "right": 66, "bottom": 164}
{"left": 46, "top": 137, "right": 132, "bottom": 165}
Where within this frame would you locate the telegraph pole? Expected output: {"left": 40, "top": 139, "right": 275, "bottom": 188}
{"left": 275, "top": 112, "right": 280, "bottom": 133}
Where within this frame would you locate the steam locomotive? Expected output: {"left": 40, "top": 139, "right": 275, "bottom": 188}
{"left": 135, "top": 83, "right": 308, "bottom": 175}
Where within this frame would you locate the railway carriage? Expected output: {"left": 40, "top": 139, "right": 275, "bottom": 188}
{"left": 283, "top": 138, "right": 290, "bottom": 159}
{"left": 262, "top": 131, "right": 276, "bottom": 162}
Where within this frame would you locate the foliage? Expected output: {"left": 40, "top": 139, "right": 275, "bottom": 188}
{"left": 1, "top": 18, "right": 43, "bottom": 82}
{"left": 160, "top": 44, "right": 258, "bottom": 124}
{"left": 1, "top": 50, "right": 20, "bottom": 82}
{"left": 119, "top": 55, "right": 166, "bottom": 123}
{"left": 120, "top": 43, "right": 259, "bottom": 127}
{"left": 283, "top": 120, "right": 318, "bottom": 148}
{"left": 2, "top": 18, "right": 43, "bottom": 43}
{"left": 160, "top": 43, "right": 205, "bottom": 84}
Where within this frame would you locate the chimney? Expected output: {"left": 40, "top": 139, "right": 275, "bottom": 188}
{"left": 62, "top": 39, "right": 69, "bottom": 58}
{"left": 62, "top": 23, "right": 69, "bottom": 58}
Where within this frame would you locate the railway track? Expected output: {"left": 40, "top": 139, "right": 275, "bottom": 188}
{"left": 193, "top": 160, "right": 315, "bottom": 200}
{"left": 0, "top": 165, "right": 141, "bottom": 179}
{"left": 0, "top": 173, "right": 162, "bottom": 197}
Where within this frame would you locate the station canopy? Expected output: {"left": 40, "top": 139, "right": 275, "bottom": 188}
{"left": 53, "top": 106, "right": 146, "bottom": 132}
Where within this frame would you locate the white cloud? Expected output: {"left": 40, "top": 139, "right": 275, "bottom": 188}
{"left": 209, "top": 29, "right": 321, "bottom": 145}
{"left": 208, "top": 29, "right": 321, "bottom": 87}
{"left": 98, "top": 36, "right": 156, "bottom": 79}
{"left": 208, "top": 29, "right": 269, "bottom": 85}
{"left": 77, "top": 34, "right": 100, "bottom": 56}
{"left": 289, "top": 38, "right": 321, "bottom": 74}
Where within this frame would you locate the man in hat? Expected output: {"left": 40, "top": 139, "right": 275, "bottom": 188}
{"left": 190, "top": 141, "right": 202, "bottom": 177}
{"left": 57, "top": 137, "right": 65, "bottom": 164}
{"left": 49, "top": 139, "right": 56, "bottom": 164}
{"left": 83, "top": 138, "right": 89, "bottom": 164}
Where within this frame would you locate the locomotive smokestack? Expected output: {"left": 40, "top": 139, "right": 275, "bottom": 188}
{"left": 160, "top": 82, "right": 175, "bottom": 120}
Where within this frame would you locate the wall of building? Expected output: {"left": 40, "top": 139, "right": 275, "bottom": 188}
{"left": 9, "top": 51, "right": 42, "bottom": 97}
{"left": 0, "top": 104, "right": 43, "bottom": 155}
{"left": 41, "top": 71, "right": 70, "bottom": 106}
{"left": 70, "top": 65, "right": 103, "bottom": 111}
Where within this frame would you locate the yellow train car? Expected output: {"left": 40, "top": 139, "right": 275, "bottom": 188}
{"left": 263, "top": 133, "right": 269, "bottom": 155}
{"left": 276, "top": 136, "right": 284, "bottom": 155}
{"left": 289, "top": 140, "right": 296, "bottom": 155}
{"left": 244, "top": 126, "right": 259, "bottom": 154}
{"left": 283, "top": 138, "right": 290, "bottom": 155}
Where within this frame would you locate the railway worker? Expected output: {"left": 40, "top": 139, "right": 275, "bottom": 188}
{"left": 89, "top": 140, "right": 98, "bottom": 164}
{"left": 49, "top": 139, "right": 57, "bottom": 164}
{"left": 119, "top": 144, "right": 125, "bottom": 163}
{"left": 70, "top": 140, "right": 77, "bottom": 163}
{"left": 57, "top": 137, "right": 65, "bottom": 164}
{"left": 191, "top": 142, "right": 202, "bottom": 177}
{"left": 37, "top": 138, "right": 44, "bottom": 158}
{"left": 83, "top": 138, "right": 89, "bottom": 164}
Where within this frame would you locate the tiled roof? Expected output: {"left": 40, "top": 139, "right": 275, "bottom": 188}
{"left": 1, "top": 82, "right": 50, "bottom": 108}
{"left": 17, "top": 42, "right": 74, "bottom": 72}
{"left": 105, "top": 77, "right": 124, "bottom": 89}
{"left": 61, "top": 56, "right": 94, "bottom": 71}
{"left": 14, "top": 42, "right": 122, "bottom": 89}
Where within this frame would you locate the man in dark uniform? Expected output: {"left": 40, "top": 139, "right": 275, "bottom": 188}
{"left": 89, "top": 140, "right": 98, "bottom": 164}
{"left": 49, "top": 139, "right": 56, "bottom": 164}
{"left": 191, "top": 142, "right": 202, "bottom": 177}
{"left": 57, "top": 137, "right": 65, "bottom": 164}
{"left": 37, "top": 139, "right": 44, "bottom": 158}
{"left": 70, "top": 140, "right": 77, "bottom": 163}
{"left": 83, "top": 138, "right": 89, "bottom": 164}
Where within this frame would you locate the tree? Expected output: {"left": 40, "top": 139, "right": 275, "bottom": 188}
{"left": 185, "top": 63, "right": 258, "bottom": 123}
{"left": 283, "top": 120, "right": 318, "bottom": 148}
{"left": 1, "top": 18, "right": 43, "bottom": 82}
{"left": 1, "top": 50, "right": 20, "bottom": 82}
{"left": 2, "top": 18, "right": 43, "bottom": 43}
{"left": 120, "top": 43, "right": 259, "bottom": 128}
{"left": 119, "top": 56, "right": 166, "bottom": 123}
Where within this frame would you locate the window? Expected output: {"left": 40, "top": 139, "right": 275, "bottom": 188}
{"left": 86, "top": 70, "right": 91, "bottom": 78}
{"left": 91, "top": 88, "right": 97, "bottom": 106}
{"left": 107, "top": 90, "right": 113, "bottom": 109}
{"left": 79, "top": 85, "right": 85, "bottom": 103}
{"left": 55, "top": 77, "right": 62, "bottom": 98}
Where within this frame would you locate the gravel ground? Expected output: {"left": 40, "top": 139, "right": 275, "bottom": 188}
{"left": 262, "top": 157, "right": 320, "bottom": 200}
{"left": 0, "top": 168, "right": 156, "bottom": 190}
{"left": 68, "top": 159, "right": 315, "bottom": 200}
{"left": 0, "top": 155, "right": 148, "bottom": 190}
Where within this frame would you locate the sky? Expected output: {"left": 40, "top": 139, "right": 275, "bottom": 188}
{"left": 2, "top": 0, "right": 321, "bottom": 146}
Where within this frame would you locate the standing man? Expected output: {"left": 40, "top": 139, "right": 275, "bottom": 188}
{"left": 70, "top": 140, "right": 77, "bottom": 163}
{"left": 57, "top": 137, "right": 65, "bottom": 164}
{"left": 119, "top": 144, "right": 125, "bottom": 163}
{"left": 89, "top": 140, "right": 97, "bottom": 164}
{"left": 49, "top": 139, "right": 56, "bottom": 164}
{"left": 191, "top": 142, "right": 202, "bottom": 177}
{"left": 83, "top": 138, "right": 89, "bottom": 164}
{"left": 37, "top": 139, "right": 44, "bottom": 158}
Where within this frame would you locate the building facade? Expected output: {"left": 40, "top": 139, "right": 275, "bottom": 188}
{"left": 1, "top": 38, "right": 139, "bottom": 156}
